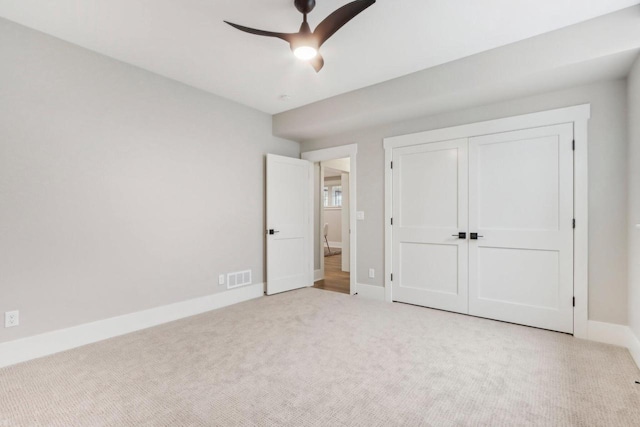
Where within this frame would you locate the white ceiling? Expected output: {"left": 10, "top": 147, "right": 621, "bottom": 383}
{"left": 0, "top": 0, "right": 638, "bottom": 114}
{"left": 323, "top": 167, "right": 342, "bottom": 178}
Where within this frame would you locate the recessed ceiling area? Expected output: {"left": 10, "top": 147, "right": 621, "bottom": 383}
{"left": 0, "top": 0, "right": 638, "bottom": 114}
{"left": 274, "top": 6, "right": 640, "bottom": 140}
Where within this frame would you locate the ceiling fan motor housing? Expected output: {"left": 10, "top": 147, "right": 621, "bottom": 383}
{"left": 295, "top": 0, "right": 316, "bottom": 14}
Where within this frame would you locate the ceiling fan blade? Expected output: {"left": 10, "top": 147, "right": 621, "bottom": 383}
{"left": 224, "top": 21, "right": 295, "bottom": 43}
{"left": 310, "top": 53, "right": 325, "bottom": 72}
{"left": 313, "top": 0, "right": 375, "bottom": 47}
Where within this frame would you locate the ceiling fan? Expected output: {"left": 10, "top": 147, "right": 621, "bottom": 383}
{"left": 224, "top": 0, "right": 376, "bottom": 72}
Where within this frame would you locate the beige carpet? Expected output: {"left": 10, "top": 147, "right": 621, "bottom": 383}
{"left": 1, "top": 288, "right": 639, "bottom": 426}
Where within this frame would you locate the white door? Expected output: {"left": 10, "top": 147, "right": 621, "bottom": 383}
{"left": 266, "top": 154, "right": 312, "bottom": 295}
{"left": 392, "top": 139, "right": 469, "bottom": 314}
{"left": 468, "top": 124, "right": 574, "bottom": 333}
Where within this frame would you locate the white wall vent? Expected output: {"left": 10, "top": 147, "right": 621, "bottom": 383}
{"left": 227, "top": 270, "right": 252, "bottom": 289}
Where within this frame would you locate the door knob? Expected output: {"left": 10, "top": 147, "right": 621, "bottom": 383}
{"left": 268, "top": 229, "right": 280, "bottom": 235}
{"left": 470, "top": 233, "right": 484, "bottom": 240}
{"left": 451, "top": 232, "right": 467, "bottom": 239}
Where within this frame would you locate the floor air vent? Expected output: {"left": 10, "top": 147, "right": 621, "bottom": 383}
{"left": 227, "top": 270, "right": 252, "bottom": 289}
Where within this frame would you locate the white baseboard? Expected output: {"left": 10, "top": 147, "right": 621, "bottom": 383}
{"left": 356, "top": 283, "right": 385, "bottom": 301}
{"left": 3, "top": 291, "right": 637, "bottom": 371}
{"left": 627, "top": 329, "right": 640, "bottom": 369}
{"left": 587, "top": 320, "right": 631, "bottom": 346}
{"left": 314, "top": 269, "right": 323, "bottom": 282}
{"left": 327, "top": 241, "right": 342, "bottom": 249}
{"left": 0, "top": 283, "right": 264, "bottom": 369}
{"left": 587, "top": 320, "right": 640, "bottom": 369}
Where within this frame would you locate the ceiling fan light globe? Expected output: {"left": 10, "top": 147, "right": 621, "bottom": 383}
{"left": 293, "top": 46, "right": 318, "bottom": 61}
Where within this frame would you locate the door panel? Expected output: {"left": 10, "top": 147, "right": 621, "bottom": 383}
{"left": 398, "top": 148, "right": 459, "bottom": 228}
{"left": 267, "top": 154, "right": 312, "bottom": 295}
{"left": 477, "top": 135, "right": 560, "bottom": 231}
{"left": 477, "top": 247, "right": 560, "bottom": 309}
{"left": 468, "top": 124, "right": 574, "bottom": 333}
{"left": 400, "top": 243, "right": 459, "bottom": 295}
{"left": 392, "top": 139, "right": 468, "bottom": 313}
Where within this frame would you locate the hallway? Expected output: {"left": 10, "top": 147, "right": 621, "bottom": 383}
{"left": 313, "top": 253, "right": 350, "bottom": 294}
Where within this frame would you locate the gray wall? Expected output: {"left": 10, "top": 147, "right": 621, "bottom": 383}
{"left": 0, "top": 18, "right": 299, "bottom": 344}
{"left": 301, "top": 79, "right": 629, "bottom": 325}
{"left": 628, "top": 58, "right": 640, "bottom": 339}
{"left": 324, "top": 208, "right": 342, "bottom": 243}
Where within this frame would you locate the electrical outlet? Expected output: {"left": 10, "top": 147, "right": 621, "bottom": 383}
{"left": 357, "top": 211, "right": 365, "bottom": 221}
{"left": 368, "top": 268, "right": 375, "bottom": 279}
{"left": 218, "top": 274, "right": 225, "bottom": 285}
{"left": 5, "top": 311, "right": 19, "bottom": 328}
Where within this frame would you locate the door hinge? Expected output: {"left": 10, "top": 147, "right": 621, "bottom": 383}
{"left": 390, "top": 161, "right": 393, "bottom": 169}
{"left": 391, "top": 217, "right": 393, "bottom": 226}
{"left": 573, "top": 297, "right": 575, "bottom": 307}
{"left": 391, "top": 273, "right": 393, "bottom": 281}
{"left": 572, "top": 140, "right": 575, "bottom": 151}
{"left": 573, "top": 219, "right": 576, "bottom": 229}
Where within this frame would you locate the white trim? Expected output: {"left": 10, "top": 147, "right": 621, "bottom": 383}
{"left": 384, "top": 144, "right": 393, "bottom": 303}
{"left": 383, "top": 105, "right": 591, "bottom": 339}
{"left": 573, "top": 118, "right": 589, "bottom": 339}
{"left": 383, "top": 105, "right": 591, "bottom": 149}
{"left": 314, "top": 269, "right": 323, "bottom": 282}
{"left": 0, "top": 283, "right": 264, "bottom": 368}
{"left": 628, "top": 330, "right": 640, "bottom": 369}
{"left": 307, "top": 161, "right": 315, "bottom": 287}
{"left": 302, "top": 144, "right": 358, "bottom": 163}
{"left": 588, "top": 320, "right": 633, "bottom": 346}
{"left": 319, "top": 165, "right": 325, "bottom": 281}
{"left": 302, "top": 144, "right": 358, "bottom": 295}
{"left": 588, "top": 321, "right": 640, "bottom": 369}
{"left": 356, "top": 283, "right": 385, "bottom": 301}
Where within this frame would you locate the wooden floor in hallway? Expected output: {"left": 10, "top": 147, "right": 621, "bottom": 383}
{"left": 314, "top": 252, "right": 350, "bottom": 294}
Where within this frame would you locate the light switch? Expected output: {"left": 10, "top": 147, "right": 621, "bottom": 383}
{"left": 356, "top": 211, "right": 365, "bottom": 221}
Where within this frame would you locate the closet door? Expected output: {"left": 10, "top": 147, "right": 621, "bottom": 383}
{"left": 468, "top": 124, "right": 574, "bottom": 333}
{"left": 392, "top": 139, "right": 469, "bottom": 314}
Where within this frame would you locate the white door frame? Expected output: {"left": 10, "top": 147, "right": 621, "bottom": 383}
{"left": 302, "top": 144, "right": 358, "bottom": 295}
{"left": 383, "top": 104, "right": 590, "bottom": 339}
{"left": 319, "top": 164, "right": 325, "bottom": 281}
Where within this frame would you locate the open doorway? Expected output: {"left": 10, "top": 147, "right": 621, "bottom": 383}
{"left": 301, "top": 144, "right": 357, "bottom": 295}
{"left": 314, "top": 160, "right": 350, "bottom": 294}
